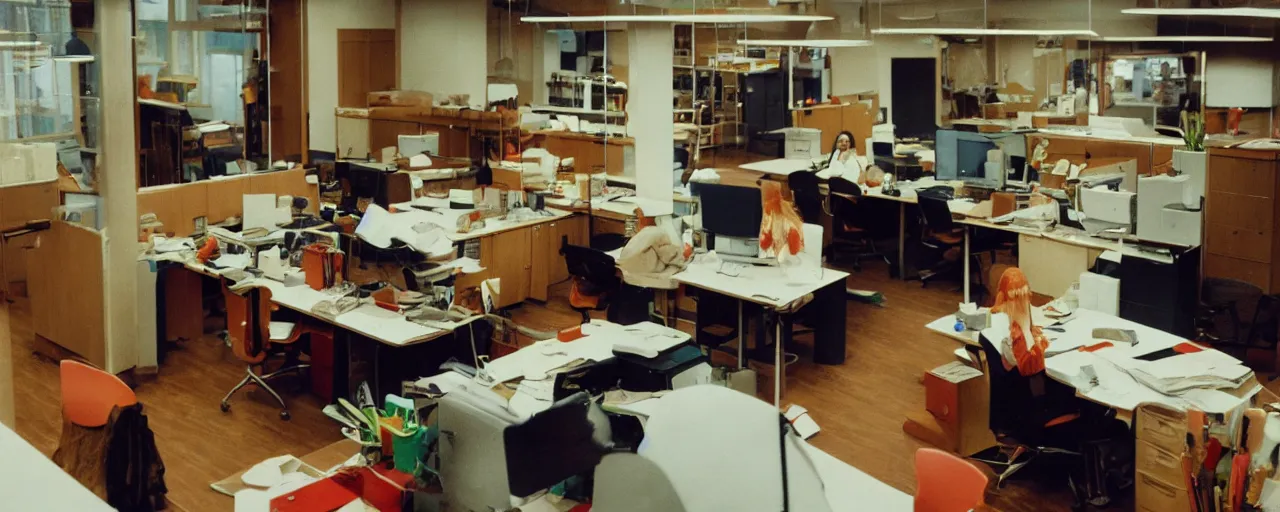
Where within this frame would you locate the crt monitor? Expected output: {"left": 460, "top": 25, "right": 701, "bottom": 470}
{"left": 955, "top": 138, "right": 992, "bottom": 180}
{"left": 690, "top": 182, "right": 763, "bottom": 239}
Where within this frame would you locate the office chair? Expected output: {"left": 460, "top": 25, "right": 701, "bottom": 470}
{"left": 826, "top": 177, "right": 893, "bottom": 271}
{"left": 916, "top": 193, "right": 997, "bottom": 296}
{"left": 915, "top": 448, "right": 988, "bottom": 512}
{"left": 562, "top": 236, "right": 621, "bottom": 323}
{"left": 971, "top": 334, "right": 1127, "bottom": 508}
{"left": 1196, "top": 278, "right": 1279, "bottom": 364}
{"left": 59, "top": 360, "right": 138, "bottom": 428}
{"left": 219, "top": 282, "right": 315, "bottom": 420}
{"left": 786, "top": 171, "right": 823, "bottom": 225}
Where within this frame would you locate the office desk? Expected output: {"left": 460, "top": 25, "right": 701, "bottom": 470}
{"left": 0, "top": 422, "right": 114, "bottom": 511}
{"left": 417, "top": 326, "right": 909, "bottom": 511}
{"left": 955, "top": 217, "right": 1176, "bottom": 303}
{"left": 925, "top": 308, "right": 1258, "bottom": 414}
{"left": 674, "top": 264, "right": 849, "bottom": 405}
{"left": 739, "top": 158, "right": 817, "bottom": 176}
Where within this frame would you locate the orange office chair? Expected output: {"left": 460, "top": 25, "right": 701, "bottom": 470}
{"left": 220, "top": 281, "right": 311, "bottom": 420}
{"left": 914, "top": 448, "right": 989, "bottom": 512}
{"left": 60, "top": 360, "right": 138, "bottom": 428}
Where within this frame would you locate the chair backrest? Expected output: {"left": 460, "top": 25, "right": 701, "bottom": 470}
{"left": 827, "top": 176, "right": 862, "bottom": 197}
{"left": 223, "top": 282, "right": 273, "bottom": 364}
{"left": 787, "top": 172, "right": 823, "bottom": 224}
{"left": 914, "top": 448, "right": 988, "bottom": 512}
{"left": 60, "top": 360, "right": 137, "bottom": 428}
{"left": 978, "top": 333, "right": 1080, "bottom": 444}
{"left": 562, "top": 236, "right": 621, "bottom": 291}
{"left": 917, "top": 194, "right": 955, "bottom": 234}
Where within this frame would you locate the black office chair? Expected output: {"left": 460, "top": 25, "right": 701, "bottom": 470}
{"left": 1197, "top": 278, "right": 1280, "bottom": 362}
{"left": 787, "top": 171, "right": 823, "bottom": 225}
{"left": 917, "top": 192, "right": 991, "bottom": 293}
{"left": 826, "top": 177, "right": 893, "bottom": 271}
{"left": 972, "top": 334, "right": 1129, "bottom": 508}
{"left": 561, "top": 236, "right": 621, "bottom": 323}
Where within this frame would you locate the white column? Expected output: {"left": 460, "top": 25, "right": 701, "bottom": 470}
{"left": 627, "top": 24, "right": 674, "bottom": 216}
{"left": 99, "top": 0, "right": 140, "bottom": 373}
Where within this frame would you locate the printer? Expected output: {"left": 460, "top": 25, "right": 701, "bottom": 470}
{"left": 1137, "top": 174, "right": 1201, "bottom": 247}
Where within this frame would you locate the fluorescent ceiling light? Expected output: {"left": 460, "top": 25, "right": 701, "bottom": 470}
{"left": 737, "top": 39, "right": 873, "bottom": 47}
{"left": 871, "top": 28, "right": 1098, "bottom": 36}
{"left": 1093, "top": 35, "right": 1273, "bottom": 42}
{"left": 520, "top": 14, "right": 833, "bottom": 24}
{"left": 1122, "top": 7, "right": 1280, "bottom": 19}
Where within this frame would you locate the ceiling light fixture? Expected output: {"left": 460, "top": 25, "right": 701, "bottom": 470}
{"left": 520, "top": 14, "right": 833, "bottom": 24}
{"left": 737, "top": 39, "right": 873, "bottom": 47}
{"left": 1121, "top": 7, "right": 1280, "bottom": 19}
{"left": 871, "top": 28, "right": 1098, "bottom": 36}
{"left": 1092, "top": 35, "right": 1273, "bottom": 42}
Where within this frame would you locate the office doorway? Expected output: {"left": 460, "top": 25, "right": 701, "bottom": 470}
{"left": 891, "top": 58, "right": 937, "bottom": 140}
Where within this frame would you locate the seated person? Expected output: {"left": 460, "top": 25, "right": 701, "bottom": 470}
{"left": 818, "top": 131, "right": 866, "bottom": 183}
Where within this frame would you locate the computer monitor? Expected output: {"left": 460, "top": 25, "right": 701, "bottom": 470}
{"left": 935, "top": 128, "right": 1003, "bottom": 189}
{"left": 955, "top": 139, "right": 991, "bottom": 180}
{"left": 872, "top": 141, "right": 894, "bottom": 158}
{"left": 690, "top": 183, "right": 763, "bottom": 239}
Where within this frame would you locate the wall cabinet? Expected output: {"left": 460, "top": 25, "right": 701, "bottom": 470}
{"left": 1205, "top": 148, "right": 1280, "bottom": 294}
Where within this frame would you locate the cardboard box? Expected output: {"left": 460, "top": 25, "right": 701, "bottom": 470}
{"left": 367, "top": 90, "right": 433, "bottom": 108}
{"left": 981, "top": 102, "right": 1006, "bottom": 120}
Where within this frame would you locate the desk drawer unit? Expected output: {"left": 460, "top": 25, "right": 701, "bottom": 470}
{"left": 1135, "top": 404, "right": 1186, "bottom": 453}
{"left": 1136, "top": 440, "right": 1185, "bottom": 487}
{"left": 1136, "top": 471, "right": 1191, "bottom": 512}
{"left": 1206, "top": 148, "right": 1280, "bottom": 293}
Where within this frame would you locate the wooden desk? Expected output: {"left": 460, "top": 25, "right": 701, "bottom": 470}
{"left": 389, "top": 201, "right": 590, "bottom": 308}
{"left": 532, "top": 130, "right": 633, "bottom": 177}
{"left": 924, "top": 308, "right": 1258, "bottom": 415}
{"left": 0, "top": 180, "right": 58, "bottom": 294}
{"left": 674, "top": 264, "right": 849, "bottom": 405}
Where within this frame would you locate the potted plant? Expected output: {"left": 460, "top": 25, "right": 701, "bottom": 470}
{"left": 1173, "top": 110, "right": 1207, "bottom": 208}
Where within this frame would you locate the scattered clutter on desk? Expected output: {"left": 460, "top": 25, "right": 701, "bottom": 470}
{"left": 955, "top": 302, "right": 991, "bottom": 331}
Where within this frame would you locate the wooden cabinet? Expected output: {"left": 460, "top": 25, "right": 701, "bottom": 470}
{"left": 475, "top": 215, "right": 588, "bottom": 308}
{"left": 529, "top": 223, "right": 551, "bottom": 302}
{"left": 1205, "top": 148, "right": 1280, "bottom": 293}
{"left": 487, "top": 227, "right": 532, "bottom": 309}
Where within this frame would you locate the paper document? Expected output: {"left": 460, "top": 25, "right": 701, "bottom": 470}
{"left": 243, "top": 194, "right": 282, "bottom": 231}
{"left": 785, "top": 405, "right": 821, "bottom": 440}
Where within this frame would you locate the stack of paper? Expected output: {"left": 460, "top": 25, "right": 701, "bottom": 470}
{"left": 1127, "top": 350, "right": 1254, "bottom": 394}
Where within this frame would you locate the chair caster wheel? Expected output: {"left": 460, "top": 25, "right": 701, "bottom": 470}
{"left": 279, "top": 410, "right": 291, "bottom": 421}
{"left": 220, "top": 402, "right": 231, "bottom": 412}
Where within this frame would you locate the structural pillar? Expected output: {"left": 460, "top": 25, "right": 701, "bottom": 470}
{"left": 627, "top": 23, "right": 675, "bottom": 215}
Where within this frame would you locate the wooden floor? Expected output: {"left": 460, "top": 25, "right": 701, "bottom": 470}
{"left": 7, "top": 258, "right": 1102, "bottom": 512}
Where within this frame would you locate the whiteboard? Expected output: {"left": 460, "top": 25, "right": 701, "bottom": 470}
{"left": 1206, "top": 56, "right": 1275, "bottom": 108}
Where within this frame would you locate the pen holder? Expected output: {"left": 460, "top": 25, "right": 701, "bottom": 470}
{"left": 391, "top": 426, "right": 430, "bottom": 475}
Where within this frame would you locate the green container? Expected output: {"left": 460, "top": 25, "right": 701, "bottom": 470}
{"left": 391, "top": 425, "right": 429, "bottom": 475}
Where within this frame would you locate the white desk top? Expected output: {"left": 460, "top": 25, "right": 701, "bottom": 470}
{"left": 926, "top": 308, "right": 1255, "bottom": 413}
{"left": 739, "top": 158, "right": 818, "bottom": 176}
{"left": 673, "top": 264, "right": 848, "bottom": 310}
{"left": 241, "top": 277, "right": 448, "bottom": 347}
{"left": 389, "top": 200, "right": 574, "bottom": 242}
{"left": 804, "top": 443, "right": 912, "bottom": 511}
{"left": 0, "top": 423, "right": 114, "bottom": 511}
{"left": 957, "top": 217, "right": 1174, "bottom": 264}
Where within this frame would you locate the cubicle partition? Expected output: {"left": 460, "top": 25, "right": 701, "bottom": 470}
{"left": 136, "top": 167, "right": 321, "bottom": 238}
